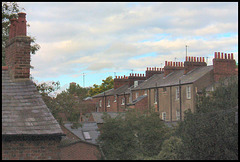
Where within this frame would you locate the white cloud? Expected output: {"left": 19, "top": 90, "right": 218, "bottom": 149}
{"left": 17, "top": 2, "right": 237, "bottom": 87}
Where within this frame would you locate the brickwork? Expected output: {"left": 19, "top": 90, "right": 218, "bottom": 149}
{"left": 164, "top": 61, "right": 184, "bottom": 76}
{"left": 2, "top": 138, "right": 61, "bottom": 160}
{"left": 184, "top": 56, "right": 207, "bottom": 74}
{"left": 145, "top": 67, "right": 163, "bottom": 79}
{"left": 5, "top": 12, "right": 31, "bottom": 80}
{"left": 60, "top": 141, "right": 101, "bottom": 160}
{"left": 213, "top": 52, "right": 236, "bottom": 82}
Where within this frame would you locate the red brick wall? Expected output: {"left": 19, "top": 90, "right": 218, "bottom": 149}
{"left": 59, "top": 142, "right": 101, "bottom": 160}
{"left": 5, "top": 12, "right": 31, "bottom": 80}
{"left": 213, "top": 57, "right": 236, "bottom": 82}
{"left": 2, "top": 138, "right": 61, "bottom": 160}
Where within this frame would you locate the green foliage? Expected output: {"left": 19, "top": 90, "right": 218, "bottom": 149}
{"left": 66, "top": 83, "right": 90, "bottom": 100}
{"left": 2, "top": 2, "right": 40, "bottom": 66}
{"left": 176, "top": 77, "right": 238, "bottom": 160}
{"left": 146, "top": 136, "right": 183, "bottom": 160}
{"left": 89, "top": 76, "right": 114, "bottom": 96}
{"left": 97, "top": 110, "right": 170, "bottom": 160}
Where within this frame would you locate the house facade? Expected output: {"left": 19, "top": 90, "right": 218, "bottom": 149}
{"left": 91, "top": 52, "right": 237, "bottom": 122}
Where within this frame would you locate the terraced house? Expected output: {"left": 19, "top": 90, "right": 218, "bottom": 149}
{"left": 92, "top": 52, "right": 237, "bottom": 122}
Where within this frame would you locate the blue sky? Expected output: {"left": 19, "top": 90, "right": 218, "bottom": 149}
{"left": 16, "top": 2, "right": 238, "bottom": 95}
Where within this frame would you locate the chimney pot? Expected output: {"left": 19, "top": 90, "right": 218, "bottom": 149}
{"left": 228, "top": 54, "right": 230, "bottom": 59}
{"left": 194, "top": 57, "right": 196, "bottom": 62}
{"left": 231, "top": 53, "right": 233, "bottom": 59}
{"left": 214, "top": 52, "right": 217, "bottom": 58}
{"left": 147, "top": 67, "right": 148, "bottom": 71}
{"left": 225, "top": 53, "right": 227, "bottom": 59}
{"left": 203, "top": 57, "right": 205, "bottom": 62}
{"left": 143, "top": 74, "right": 144, "bottom": 77}
{"left": 197, "top": 57, "right": 199, "bottom": 62}
{"left": 173, "top": 62, "right": 175, "bottom": 66}
{"left": 165, "top": 61, "right": 167, "bottom": 66}
{"left": 218, "top": 52, "right": 220, "bottom": 59}
{"left": 221, "top": 52, "right": 224, "bottom": 59}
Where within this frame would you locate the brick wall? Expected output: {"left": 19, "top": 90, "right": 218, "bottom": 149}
{"left": 5, "top": 12, "right": 31, "bottom": 80}
{"left": 59, "top": 141, "right": 101, "bottom": 160}
{"left": 2, "top": 138, "right": 61, "bottom": 160}
{"left": 213, "top": 52, "right": 236, "bottom": 82}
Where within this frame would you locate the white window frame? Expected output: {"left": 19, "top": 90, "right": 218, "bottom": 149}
{"left": 186, "top": 86, "right": 191, "bottom": 99}
{"left": 114, "top": 95, "right": 117, "bottom": 102}
{"left": 176, "top": 110, "right": 180, "bottom": 121}
{"left": 83, "top": 132, "right": 91, "bottom": 140}
{"left": 121, "top": 98, "right": 125, "bottom": 105}
{"left": 107, "top": 99, "right": 110, "bottom": 107}
{"left": 176, "top": 87, "right": 179, "bottom": 100}
{"left": 162, "top": 112, "right": 166, "bottom": 121}
{"left": 144, "top": 90, "right": 147, "bottom": 96}
{"left": 99, "top": 100, "right": 102, "bottom": 108}
{"left": 154, "top": 89, "right": 157, "bottom": 104}
{"left": 136, "top": 92, "right": 139, "bottom": 99}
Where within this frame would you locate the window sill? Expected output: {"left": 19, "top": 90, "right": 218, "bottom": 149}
{"left": 107, "top": 106, "right": 110, "bottom": 108}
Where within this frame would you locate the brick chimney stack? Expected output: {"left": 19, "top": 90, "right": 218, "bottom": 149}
{"left": 128, "top": 73, "right": 146, "bottom": 87}
{"left": 184, "top": 56, "right": 207, "bottom": 75}
{"left": 164, "top": 61, "right": 184, "bottom": 77}
{"left": 5, "top": 12, "right": 31, "bottom": 81}
{"left": 145, "top": 67, "right": 163, "bottom": 79}
{"left": 213, "top": 52, "right": 236, "bottom": 82}
{"left": 114, "top": 75, "right": 129, "bottom": 89}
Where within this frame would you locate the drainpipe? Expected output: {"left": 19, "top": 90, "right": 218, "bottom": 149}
{"left": 104, "top": 92, "right": 106, "bottom": 112}
{"left": 170, "top": 86, "right": 172, "bottom": 122}
{"left": 179, "top": 79, "right": 182, "bottom": 121}
{"left": 148, "top": 88, "right": 151, "bottom": 112}
{"left": 156, "top": 82, "right": 159, "bottom": 112}
{"left": 117, "top": 94, "right": 119, "bottom": 112}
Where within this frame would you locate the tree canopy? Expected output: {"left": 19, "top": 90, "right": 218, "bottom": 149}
{"left": 97, "top": 110, "right": 170, "bottom": 160}
{"left": 175, "top": 76, "right": 238, "bottom": 160}
{"left": 2, "top": 2, "right": 40, "bottom": 66}
{"left": 88, "top": 76, "right": 114, "bottom": 96}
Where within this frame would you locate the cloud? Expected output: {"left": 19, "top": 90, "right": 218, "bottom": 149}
{"left": 17, "top": 2, "right": 237, "bottom": 87}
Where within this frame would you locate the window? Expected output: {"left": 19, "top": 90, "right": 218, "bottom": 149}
{"left": 99, "top": 100, "right": 102, "bottom": 107}
{"left": 121, "top": 98, "right": 125, "bottom": 105}
{"left": 186, "top": 86, "right": 191, "bottom": 99}
{"left": 154, "top": 89, "right": 157, "bottom": 104}
{"left": 114, "top": 95, "right": 117, "bottom": 102}
{"left": 176, "top": 87, "right": 179, "bottom": 100}
{"left": 134, "top": 81, "right": 138, "bottom": 88}
{"left": 136, "top": 92, "right": 139, "bottom": 99}
{"left": 162, "top": 112, "right": 166, "bottom": 121}
{"left": 107, "top": 99, "right": 110, "bottom": 107}
{"left": 163, "top": 87, "right": 167, "bottom": 92}
{"left": 83, "top": 132, "right": 91, "bottom": 140}
{"left": 144, "top": 90, "right": 147, "bottom": 96}
{"left": 176, "top": 110, "right": 180, "bottom": 121}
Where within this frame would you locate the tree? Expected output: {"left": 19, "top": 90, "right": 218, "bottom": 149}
{"left": 66, "top": 83, "right": 90, "bottom": 100}
{"left": 175, "top": 76, "right": 238, "bottom": 160}
{"left": 89, "top": 76, "right": 114, "bottom": 96}
{"left": 145, "top": 136, "right": 183, "bottom": 160}
{"left": 97, "top": 110, "right": 170, "bottom": 160}
{"left": 2, "top": 2, "right": 40, "bottom": 66}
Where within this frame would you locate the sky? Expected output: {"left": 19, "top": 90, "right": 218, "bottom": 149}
{"left": 17, "top": 2, "right": 238, "bottom": 95}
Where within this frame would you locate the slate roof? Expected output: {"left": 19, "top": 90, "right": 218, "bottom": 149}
{"left": 92, "top": 84, "right": 132, "bottom": 98}
{"left": 132, "top": 65, "right": 214, "bottom": 90}
{"left": 91, "top": 112, "right": 125, "bottom": 124}
{"left": 63, "top": 122, "right": 100, "bottom": 145}
{"left": 127, "top": 95, "right": 148, "bottom": 105}
{"left": 2, "top": 69, "right": 63, "bottom": 136}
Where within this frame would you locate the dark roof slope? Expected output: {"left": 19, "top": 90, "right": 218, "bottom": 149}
{"left": 2, "top": 69, "right": 63, "bottom": 136}
{"left": 127, "top": 95, "right": 147, "bottom": 105}
{"left": 133, "top": 65, "right": 213, "bottom": 90}
{"left": 92, "top": 84, "right": 132, "bottom": 98}
{"left": 63, "top": 122, "right": 100, "bottom": 145}
{"left": 91, "top": 112, "right": 125, "bottom": 124}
